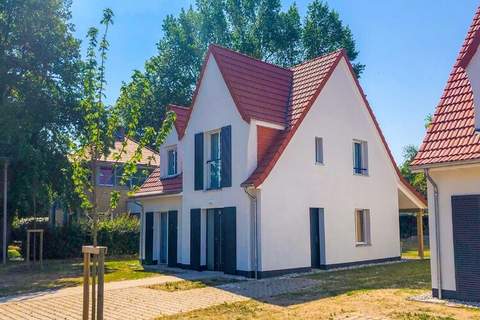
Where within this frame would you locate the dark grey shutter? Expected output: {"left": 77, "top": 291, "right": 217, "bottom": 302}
{"left": 167, "top": 211, "right": 178, "bottom": 267}
{"left": 190, "top": 209, "right": 201, "bottom": 270}
{"left": 220, "top": 125, "right": 232, "bottom": 188}
{"left": 222, "top": 207, "right": 236, "bottom": 274}
{"left": 194, "top": 133, "right": 204, "bottom": 190}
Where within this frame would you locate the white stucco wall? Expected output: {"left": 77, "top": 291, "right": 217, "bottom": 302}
{"left": 258, "top": 58, "right": 401, "bottom": 271}
{"left": 427, "top": 164, "right": 480, "bottom": 291}
{"left": 466, "top": 47, "right": 480, "bottom": 131}
{"left": 179, "top": 56, "right": 257, "bottom": 271}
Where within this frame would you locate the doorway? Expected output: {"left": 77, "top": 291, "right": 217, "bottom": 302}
{"left": 206, "top": 207, "right": 236, "bottom": 274}
{"left": 309, "top": 208, "right": 325, "bottom": 268}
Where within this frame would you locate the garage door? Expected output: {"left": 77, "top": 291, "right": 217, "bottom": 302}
{"left": 452, "top": 195, "right": 480, "bottom": 302}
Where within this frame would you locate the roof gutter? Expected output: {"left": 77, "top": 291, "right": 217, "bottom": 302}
{"left": 411, "top": 158, "right": 480, "bottom": 172}
{"left": 424, "top": 168, "right": 443, "bottom": 299}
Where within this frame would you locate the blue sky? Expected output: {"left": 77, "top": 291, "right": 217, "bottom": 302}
{"left": 71, "top": 0, "right": 479, "bottom": 163}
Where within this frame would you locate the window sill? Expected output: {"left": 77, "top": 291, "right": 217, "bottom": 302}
{"left": 355, "top": 242, "right": 371, "bottom": 247}
{"left": 353, "top": 173, "right": 369, "bottom": 177}
{"left": 315, "top": 162, "right": 325, "bottom": 166}
{"left": 205, "top": 187, "right": 222, "bottom": 191}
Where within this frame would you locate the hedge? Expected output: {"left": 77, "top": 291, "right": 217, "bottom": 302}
{"left": 11, "top": 214, "right": 139, "bottom": 259}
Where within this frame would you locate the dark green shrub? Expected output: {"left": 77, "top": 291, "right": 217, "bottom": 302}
{"left": 11, "top": 214, "right": 139, "bottom": 259}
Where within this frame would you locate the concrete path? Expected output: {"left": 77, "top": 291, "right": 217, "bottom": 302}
{"left": 0, "top": 272, "right": 319, "bottom": 320}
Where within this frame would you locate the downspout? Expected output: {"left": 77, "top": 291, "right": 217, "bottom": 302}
{"left": 425, "top": 169, "right": 442, "bottom": 299}
{"left": 243, "top": 186, "right": 258, "bottom": 279}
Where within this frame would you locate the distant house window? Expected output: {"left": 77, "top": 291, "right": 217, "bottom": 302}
{"left": 98, "top": 166, "right": 114, "bottom": 186}
{"left": 129, "top": 169, "right": 149, "bottom": 188}
{"left": 353, "top": 140, "right": 368, "bottom": 175}
{"left": 207, "top": 131, "right": 221, "bottom": 189}
{"left": 167, "top": 148, "right": 177, "bottom": 176}
{"left": 315, "top": 137, "right": 324, "bottom": 164}
{"left": 355, "top": 209, "right": 371, "bottom": 245}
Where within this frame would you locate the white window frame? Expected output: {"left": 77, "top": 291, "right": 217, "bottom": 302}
{"left": 205, "top": 129, "right": 222, "bottom": 190}
{"left": 353, "top": 140, "right": 368, "bottom": 176}
{"left": 166, "top": 146, "right": 178, "bottom": 177}
{"left": 355, "top": 209, "right": 371, "bottom": 246}
{"left": 315, "top": 137, "right": 324, "bottom": 165}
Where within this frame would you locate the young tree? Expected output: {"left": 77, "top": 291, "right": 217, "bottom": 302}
{"left": 120, "top": 0, "right": 363, "bottom": 141}
{"left": 70, "top": 9, "right": 175, "bottom": 246}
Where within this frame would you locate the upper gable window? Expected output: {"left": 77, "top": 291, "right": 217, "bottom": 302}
{"left": 315, "top": 137, "right": 324, "bottom": 165}
{"left": 167, "top": 147, "right": 177, "bottom": 177}
{"left": 353, "top": 140, "right": 368, "bottom": 176}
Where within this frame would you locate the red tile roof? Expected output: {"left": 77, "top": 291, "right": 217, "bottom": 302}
{"left": 168, "top": 104, "right": 191, "bottom": 139}
{"left": 412, "top": 7, "right": 480, "bottom": 167}
{"left": 211, "top": 45, "right": 292, "bottom": 126}
{"left": 135, "top": 169, "right": 182, "bottom": 196}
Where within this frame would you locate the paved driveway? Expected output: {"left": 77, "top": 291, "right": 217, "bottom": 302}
{"left": 0, "top": 271, "right": 319, "bottom": 320}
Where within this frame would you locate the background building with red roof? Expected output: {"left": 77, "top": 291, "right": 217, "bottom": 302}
{"left": 132, "top": 44, "right": 425, "bottom": 277}
{"left": 411, "top": 5, "right": 480, "bottom": 302}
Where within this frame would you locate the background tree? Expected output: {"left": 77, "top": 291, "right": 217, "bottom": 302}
{"left": 70, "top": 9, "right": 175, "bottom": 246}
{"left": 399, "top": 145, "right": 426, "bottom": 196}
{"left": 0, "top": 0, "right": 82, "bottom": 258}
{"left": 119, "top": 0, "right": 364, "bottom": 140}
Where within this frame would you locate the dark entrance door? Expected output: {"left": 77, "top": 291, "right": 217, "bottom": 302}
{"left": 310, "top": 208, "right": 320, "bottom": 268}
{"left": 145, "top": 212, "right": 154, "bottom": 264}
{"left": 452, "top": 195, "right": 480, "bottom": 301}
{"left": 167, "top": 211, "right": 178, "bottom": 267}
{"left": 206, "top": 207, "right": 236, "bottom": 274}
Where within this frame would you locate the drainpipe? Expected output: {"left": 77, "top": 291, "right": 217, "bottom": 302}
{"left": 243, "top": 186, "right": 258, "bottom": 280}
{"left": 425, "top": 169, "right": 442, "bottom": 299}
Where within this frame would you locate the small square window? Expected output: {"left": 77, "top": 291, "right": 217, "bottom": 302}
{"left": 353, "top": 140, "right": 368, "bottom": 175}
{"left": 315, "top": 137, "right": 324, "bottom": 164}
{"left": 355, "top": 209, "right": 371, "bottom": 245}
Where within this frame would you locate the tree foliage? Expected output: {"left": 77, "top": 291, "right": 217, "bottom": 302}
{"left": 119, "top": 0, "right": 364, "bottom": 137}
{"left": 399, "top": 145, "right": 426, "bottom": 196}
{"left": 0, "top": 0, "right": 82, "bottom": 216}
{"left": 70, "top": 9, "right": 175, "bottom": 245}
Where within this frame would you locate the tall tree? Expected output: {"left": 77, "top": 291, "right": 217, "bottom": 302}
{"left": 399, "top": 145, "right": 426, "bottom": 196}
{"left": 0, "top": 0, "right": 81, "bottom": 216}
{"left": 119, "top": 0, "right": 363, "bottom": 137}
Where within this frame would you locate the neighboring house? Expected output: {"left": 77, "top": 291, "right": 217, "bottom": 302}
{"left": 411, "top": 7, "right": 480, "bottom": 302}
{"left": 132, "top": 44, "right": 426, "bottom": 278}
{"left": 52, "top": 136, "right": 159, "bottom": 225}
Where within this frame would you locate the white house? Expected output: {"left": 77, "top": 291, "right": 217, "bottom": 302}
{"left": 132, "top": 44, "right": 426, "bottom": 278}
{"left": 411, "top": 6, "right": 480, "bottom": 302}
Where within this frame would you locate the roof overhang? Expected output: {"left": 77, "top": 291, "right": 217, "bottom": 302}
{"left": 411, "top": 158, "right": 480, "bottom": 172}
{"left": 130, "top": 191, "right": 182, "bottom": 199}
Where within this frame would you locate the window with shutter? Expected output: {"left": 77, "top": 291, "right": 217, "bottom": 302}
{"left": 355, "top": 209, "right": 371, "bottom": 245}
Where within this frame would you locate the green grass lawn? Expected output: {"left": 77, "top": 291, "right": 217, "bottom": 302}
{"left": 157, "top": 261, "right": 480, "bottom": 320}
{"left": 0, "top": 256, "right": 163, "bottom": 297}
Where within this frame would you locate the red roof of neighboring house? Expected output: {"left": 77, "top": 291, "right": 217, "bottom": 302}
{"left": 135, "top": 169, "right": 182, "bottom": 196}
{"left": 412, "top": 7, "right": 480, "bottom": 167}
{"left": 168, "top": 104, "right": 191, "bottom": 139}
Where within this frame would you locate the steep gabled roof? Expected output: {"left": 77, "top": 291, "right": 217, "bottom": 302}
{"left": 210, "top": 45, "right": 292, "bottom": 125}
{"left": 168, "top": 104, "right": 191, "bottom": 139}
{"left": 134, "top": 168, "right": 182, "bottom": 196}
{"left": 412, "top": 6, "right": 480, "bottom": 167}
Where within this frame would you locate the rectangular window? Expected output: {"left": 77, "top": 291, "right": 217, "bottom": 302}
{"left": 167, "top": 148, "right": 177, "bottom": 176}
{"left": 207, "top": 131, "right": 221, "bottom": 189}
{"left": 355, "top": 209, "right": 371, "bottom": 245}
{"left": 315, "top": 137, "right": 324, "bottom": 164}
{"left": 129, "top": 169, "right": 149, "bottom": 188}
{"left": 353, "top": 140, "right": 368, "bottom": 175}
{"left": 98, "top": 166, "right": 114, "bottom": 186}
